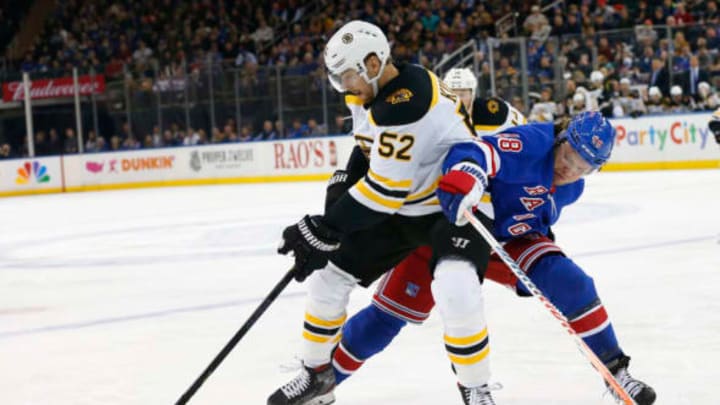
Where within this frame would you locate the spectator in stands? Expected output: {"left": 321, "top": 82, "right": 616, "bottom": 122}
{"left": 64, "top": 128, "right": 78, "bottom": 154}
{"left": 678, "top": 56, "right": 710, "bottom": 100}
{"left": 133, "top": 40, "right": 153, "bottom": 65}
{"left": 45, "top": 129, "right": 62, "bottom": 156}
{"left": 84, "top": 130, "right": 99, "bottom": 152}
{"left": 151, "top": 126, "right": 163, "bottom": 148}
{"left": 252, "top": 18, "right": 275, "bottom": 45}
{"left": 211, "top": 127, "right": 226, "bottom": 144}
{"left": 110, "top": 136, "right": 122, "bottom": 151}
{"left": 333, "top": 113, "right": 352, "bottom": 135}
{"left": 0, "top": 143, "right": 13, "bottom": 159}
{"left": 183, "top": 128, "right": 202, "bottom": 145}
{"left": 523, "top": 5, "right": 549, "bottom": 36}
{"left": 706, "top": 1, "right": 720, "bottom": 23}
{"left": 34, "top": 131, "right": 50, "bottom": 156}
{"left": 288, "top": 118, "right": 309, "bottom": 138}
{"left": 275, "top": 120, "right": 287, "bottom": 138}
{"left": 95, "top": 137, "right": 107, "bottom": 152}
{"left": 162, "top": 130, "right": 178, "bottom": 147}
{"left": 197, "top": 129, "right": 209, "bottom": 145}
{"left": 223, "top": 124, "right": 238, "bottom": 142}
{"left": 307, "top": 118, "right": 326, "bottom": 136}
{"left": 421, "top": 9, "right": 441, "bottom": 32}
{"left": 254, "top": 120, "right": 278, "bottom": 141}
{"left": 648, "top": 58, "right": 671, "bottom": 96}
{"left": 238, "top": 125, "right": 253, "bottom": 142}
{"left": 673, "top": 2, "right": 693, "bottom": 25}
{"left": 143, "top": 134, "right": 153, "bottom": 149}
{"left": 511, "top": 96, "right": 527, "bottom": 115}
{"left": 123, "top": 135, "right": 141, "bottom": 150}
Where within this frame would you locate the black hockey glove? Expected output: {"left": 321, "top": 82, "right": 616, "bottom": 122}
{"left": 278, "top": 215, "right": 341, "bottom": 282}
{"left": 325, "top": 170, "right": 351, "bottom": 212}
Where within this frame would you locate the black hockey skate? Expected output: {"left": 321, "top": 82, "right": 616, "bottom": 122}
{"left": 267, "top": 363, "right": 336, "bottom": 405}
{"left": 457, "top": 383, "right": 497, "bottom": 405}
{"left": 607, "top": 355, "right": 656, "bottom": 405}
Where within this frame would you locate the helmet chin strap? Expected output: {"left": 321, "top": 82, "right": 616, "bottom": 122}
{"left": 364, "top": 58, "right": 387, "bottom": 98}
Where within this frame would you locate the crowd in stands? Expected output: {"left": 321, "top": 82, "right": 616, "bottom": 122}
{"left": 0, "top": 113, "right": 352, "bottom": 159}
{"left": 3, "top": 1, "right": 720, "bottom": 159}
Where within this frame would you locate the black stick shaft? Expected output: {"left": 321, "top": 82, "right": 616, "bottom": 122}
{"left": 176, "top": 269, "right": 295, "bottom": 404}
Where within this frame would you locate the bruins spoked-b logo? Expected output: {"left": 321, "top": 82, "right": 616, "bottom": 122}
{"left": 487, "top": 99, "right": 500, "bottom": 114}
{"left": 342, "top": 33, "right": 353, "bottom": 44}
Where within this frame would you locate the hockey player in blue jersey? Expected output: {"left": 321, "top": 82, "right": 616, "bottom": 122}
{"left": 326, "top": 111, "right": 656, "bottom": 404}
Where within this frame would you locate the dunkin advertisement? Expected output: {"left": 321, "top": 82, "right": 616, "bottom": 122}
{"left": 60, "top": 136, "right": 355, "bottom": 191}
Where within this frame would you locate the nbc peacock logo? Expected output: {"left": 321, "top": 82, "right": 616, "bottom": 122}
{"left": 15, "top": 161, "right": 51, "bottom": 185}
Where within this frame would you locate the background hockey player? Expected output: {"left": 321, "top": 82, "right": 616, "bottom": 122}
{"left": 269, "top": 21, "right": 498, "bottom": 405}
{"left": 326, "top": 108, "right": 657, "bottom": 404}
{"left": 709, "top": 107, "right": 720, "bottom": 145}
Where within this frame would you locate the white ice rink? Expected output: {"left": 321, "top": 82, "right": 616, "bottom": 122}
{"left": 2, "top": 170, "right": 719, "bottom": 405}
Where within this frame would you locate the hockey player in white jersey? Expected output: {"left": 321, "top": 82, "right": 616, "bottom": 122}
{"left": 710, "top": 107, "right": 720, "bottom": 145}
{"left": 442, "top": 67, "right": 526, "bottom": 135}
{"left": 268, "top": 21, "right": 498, "bottom": 405}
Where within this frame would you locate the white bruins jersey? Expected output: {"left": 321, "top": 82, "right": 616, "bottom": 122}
{"left": 344, "top": 64, "right": 476, "bottom": 217}
{"left": 343, "top": 94, "right": 373, "bottom": 157}
{"left": 471, "top": 97, "right": 527, "bottom": 136}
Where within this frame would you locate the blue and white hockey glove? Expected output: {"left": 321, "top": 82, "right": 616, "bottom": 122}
{"left": 278, "top": 215, "right": 341, "bottom": 282}
{"left": 437, "top": 162, "right": 487, "bottom": 226}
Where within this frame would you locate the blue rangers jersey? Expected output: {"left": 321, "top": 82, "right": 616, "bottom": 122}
{"left": 444, "top": 123, "right": 584, "bottom": 241}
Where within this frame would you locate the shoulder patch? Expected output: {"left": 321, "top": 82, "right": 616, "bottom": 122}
{"left": 473, "top": 97, "right": 510, "bottom": 127}
{"left": 370, "top": 64, "right": 434, "bottom": 126}
{"left": 386, "top": 88, "right": 414, "bottom": 104}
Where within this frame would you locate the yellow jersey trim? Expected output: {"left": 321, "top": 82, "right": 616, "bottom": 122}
{"left": 428, "top": 71, "right": 439, "bottom": 109}
{"left": 367, "top": 169, "right": 412, "bottom": 189}
{"left": 475, "top": 124, "right": 501, "bottom": 131}
{"left": 406, "top": 176, "right": 440, "bottom": 201}
{"left": 344, "top": 94, "right": 363, "bottom": 106}
{"left": 355, "top": 179, "right": 405, "bottom": 209}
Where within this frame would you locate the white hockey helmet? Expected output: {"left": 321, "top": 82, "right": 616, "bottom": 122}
{"left": 670, "top": 85, "right": 682, "bottom": 96}
{"left": 324, "top": 20, "right": 391, "bottom": 96}
{"left": 443, "top": 67, "right": 478, "bottom": 99}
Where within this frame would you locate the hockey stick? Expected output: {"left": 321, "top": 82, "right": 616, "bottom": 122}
{"left": 462, "top": 210, "right": 636, "bottom": 405}
{"left": 175, "top": 268, "right": 296, "bottom": 405}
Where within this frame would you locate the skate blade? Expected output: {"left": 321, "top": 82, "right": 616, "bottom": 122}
{"left": 304, "top": 392, "right": 335, "bottom": 405}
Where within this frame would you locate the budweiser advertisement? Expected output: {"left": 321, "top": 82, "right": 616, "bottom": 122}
{"left": 2, "top": 74, "right": 106, "bottom": 102}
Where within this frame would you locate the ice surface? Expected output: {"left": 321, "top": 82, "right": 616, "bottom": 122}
{"left": 1, "top": 170, "right": 719, "bottom": 404}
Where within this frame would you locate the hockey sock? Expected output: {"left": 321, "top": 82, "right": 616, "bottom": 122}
{"left": 520, "top": 254, "right": 623, "bottom": 362}
{"left": 332, "top": 304, "right": 406, "bottom": 384}
{"left": 432, "top": 260, "right": 491, "bottom": 388}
